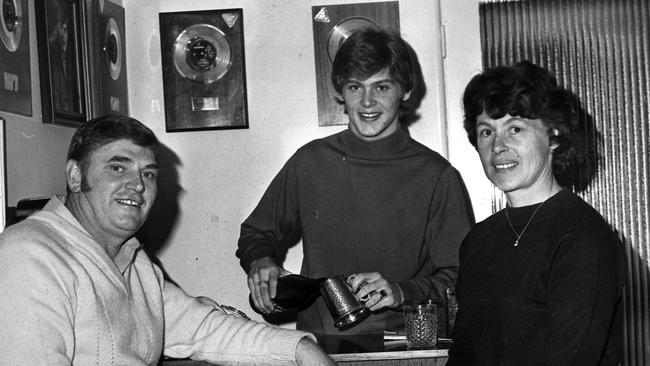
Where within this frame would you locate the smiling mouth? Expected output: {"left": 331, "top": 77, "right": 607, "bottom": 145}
{"left": 116, "top": 198, "right": 141, "bottom": 207}
{"left": 359, "top": 112, "right": 381, "bottom": 121}
{"left": 494, "top": 162, "right": 518, "bottom": 170}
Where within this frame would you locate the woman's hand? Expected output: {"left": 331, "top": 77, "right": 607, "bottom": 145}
{"left": 347, "top": 272, "right": 404, "bottom": 311}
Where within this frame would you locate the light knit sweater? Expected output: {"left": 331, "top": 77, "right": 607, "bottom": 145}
{"left": 0, "top": 196, "right": 313, "bottom": 365}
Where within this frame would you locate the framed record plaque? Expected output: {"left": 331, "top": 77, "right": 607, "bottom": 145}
{"left": 84, "top": 0, "right": 129, "bottom": 118}
{"left": 159, "top": 9, "right": 249, "bottom": 132}
{"left": 0, "top": 0, "right": 31, "bottom": 116}
{"left": 312, "top": 2, "right": 400, "bottom": 126}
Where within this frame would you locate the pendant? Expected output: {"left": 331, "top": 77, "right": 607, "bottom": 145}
{"left": 514, "top": 239, "right": 520, "bottom": 247}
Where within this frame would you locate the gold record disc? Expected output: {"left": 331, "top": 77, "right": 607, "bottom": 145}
{"left": 0, "top": 0, "right": 23, "bottom": 52}
{"left": 103, "top": 17, "right": 122, "bottom": 80}
{"left": 327, "top": 16, "right": 379, "bottom": 62}
{"left": 173, "top": 23, "right": 232, "bottom": 84}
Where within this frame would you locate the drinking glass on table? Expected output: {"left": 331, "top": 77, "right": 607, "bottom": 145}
{"left": 403, "top": 300, "right": 439, "bottom": 349}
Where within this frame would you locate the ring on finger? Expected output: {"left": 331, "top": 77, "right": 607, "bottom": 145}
{"left": 361, "top": 289, "right": 377, "bottom": 302}
{"left": 378, "top": 289, "right": 387, "bottom": 300}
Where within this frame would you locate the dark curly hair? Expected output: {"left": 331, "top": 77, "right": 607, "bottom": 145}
{"left": 462, "top": 60, "right": 595, "bottom": 190}
{"left": 331, "top": 28, "right": 419, "bottom": 119}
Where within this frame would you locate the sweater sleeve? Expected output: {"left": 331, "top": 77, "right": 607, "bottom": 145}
{"left": 161, "top": 279, "right": 315, "bottom": 365}
{"left": 0, "top": 231, "right": 76, "bottom": 365}
{"left": 542, "top": 232, "right": 625, "bottom": 366}
{"left": 236, "top": 155, "right": 302, "bottom": 272}
{"left": 397, "top": 166, "right": 474, "bottom": 303}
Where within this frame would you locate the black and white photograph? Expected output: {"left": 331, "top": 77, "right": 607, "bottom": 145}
{"left": 0, "top": 1, "right": 648, "bottom": 365}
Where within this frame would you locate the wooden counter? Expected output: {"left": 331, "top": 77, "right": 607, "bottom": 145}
{"left": 331, "top": 348, "right": 448, "bottom": 365}
{"left": 162, "top": 333, "right": 449, "bottom": 366}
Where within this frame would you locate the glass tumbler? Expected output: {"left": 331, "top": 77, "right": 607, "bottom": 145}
{"left": 403, "top": 301, "right": 439, "bottom": 349}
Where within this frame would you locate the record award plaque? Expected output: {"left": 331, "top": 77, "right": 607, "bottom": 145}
{"left": 312, "top": 2, "right": 400, "bottom": 126}
{"left": 85, "top": 0, "right": 129, "bottom": 117}
{"left": 0, "top": 0, "right": 31, "bottom": 116}
{"left": 160, "top": 9, "right": 248, "bottom": 132}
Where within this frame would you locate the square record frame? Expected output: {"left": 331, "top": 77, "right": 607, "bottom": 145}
{"left": 159, "top": 9, "right": 249, "bottom": 132}
{"left": 0, "top": 0, "right": 31, "bottom": 117}
{"left": 312, "top": 1, "right": 400, "bottom": 126}
{"left": 84, "top": 0, "right": 129, "bottom": 118}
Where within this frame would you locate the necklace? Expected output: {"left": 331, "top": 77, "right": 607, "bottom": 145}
{"left": 504, "top": 201, "right": 546, "bottom": 247}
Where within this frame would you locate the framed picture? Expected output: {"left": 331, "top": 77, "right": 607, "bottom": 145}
{"left": 35, "top": 0, "right": 89, "bottom": 126}
{"left": 0, "top": 0, "right": 32, "bottom": 117}
{"left": 312, "top": 2, "right": 400, "bottom": 126}
{"left": 159, "top": 9, "right": 249, "bottom": 132}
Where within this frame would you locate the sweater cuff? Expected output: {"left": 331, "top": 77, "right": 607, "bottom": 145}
{"left": 268, "top": 329, "right": 317, "bottom": 365}
{"left": 396, "top": 279, "right": 421, "bottom": 303}
{"left": 238, "top": 242, "right": 277, "bottom": 273}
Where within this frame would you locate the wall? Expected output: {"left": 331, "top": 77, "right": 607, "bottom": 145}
{"left": 441, "top": 0, "right": 491, "bottom": 221}
{"left": 2, "top": 0, "right": 76, "bottom": 207}
{"left": 126, "top": 0, "right": 484, "bottom": 324}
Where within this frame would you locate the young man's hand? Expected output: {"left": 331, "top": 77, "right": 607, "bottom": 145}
{"left": 247, "top": 257, "right": 289, "bottom": 314}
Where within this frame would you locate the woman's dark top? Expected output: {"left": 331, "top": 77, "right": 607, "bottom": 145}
{"left": 448, "top": 189, "right": 626, "bottom": 366}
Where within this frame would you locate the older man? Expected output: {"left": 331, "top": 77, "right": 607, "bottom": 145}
{"left": 0, "top": 115, "right": 334, "bottom": 365}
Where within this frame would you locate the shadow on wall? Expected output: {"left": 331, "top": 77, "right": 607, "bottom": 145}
{"left": 400, "top": 41, "right": 426, "bottom": 129}
{"left": 564, "top": 92, "right": 599, "bottom": 193}
{"left": 137, "top": 142, "right": 183, "bottom": 260}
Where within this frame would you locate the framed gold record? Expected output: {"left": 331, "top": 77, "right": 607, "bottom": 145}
{"left": 160, "top": 9, "right": 248, "bottom": 132}
{"left": 0, "top": 0, "right": 31, "bottom": 116}
{"left": 312, "top": 2, "right": 400, "bottom": 126}
{"left": 327, "top": 17, "right": 379, "bottom": 62}
{"left": 83, "top": 0, "right": 129, "bottom": 117}
{"left": 0, "top": 0, "right": 22, "bottom": 52}
{"left": 104, "top": 17, "right": 122, "bottom": 81}
{"left": 173, "top": 24, "right": 232, "bottom": 84}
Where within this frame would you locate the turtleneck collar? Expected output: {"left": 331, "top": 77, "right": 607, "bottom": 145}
{"left": 337, "top": 126, "right": 412, "bottom": 160}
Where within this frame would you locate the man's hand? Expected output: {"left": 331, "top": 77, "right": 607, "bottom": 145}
{"left": 247, "top": 257, "right": 289, "bottom": 314}
{"left": 295, "top": 338, "right": 336, "bottom": 366}
{"left": 347, "top": 272, "right": 404, "bottom": 311}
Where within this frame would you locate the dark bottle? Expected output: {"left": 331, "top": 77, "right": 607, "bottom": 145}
{"left": 249, "top": 274, "right": 325, "bottom": 314}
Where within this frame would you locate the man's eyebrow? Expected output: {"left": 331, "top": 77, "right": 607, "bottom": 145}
{"left": 107, "top": 155, "right": 132, "bottom": 163}
{"left": 107, "top": 155, "right": 160, "bottom": 170}
{"left": 343, "top": 77, "right": 397, "bottom": 84}
{"left": 371, "top": 78, "right": 397, "bottom": 84}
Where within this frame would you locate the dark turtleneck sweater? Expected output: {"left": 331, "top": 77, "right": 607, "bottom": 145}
{"left": 448, "top": 189, "right": 625, "bottom": 366}
{"left": 237, "top": 128, "right": 474, "bottom": 334}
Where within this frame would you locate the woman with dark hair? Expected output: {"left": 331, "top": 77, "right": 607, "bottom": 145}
{"left": 447, "top": 61, "right": 625, "bottom": 366}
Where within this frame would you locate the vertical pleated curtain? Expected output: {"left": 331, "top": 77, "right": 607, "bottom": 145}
{"left": 478, "top": 0, "right": 650, "bottom": 364}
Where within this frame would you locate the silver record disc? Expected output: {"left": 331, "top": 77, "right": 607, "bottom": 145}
{"left": 103, "top": 17, "right": 122, "bottom": 80}
{"left": 173, "top": 23, "right": 232, "bottom": 84}
{"left": 327, "top": 16, "right": 379, "bottom": 62}
{"left": 0, "top": 0, "right": 23, "bottom": 52}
